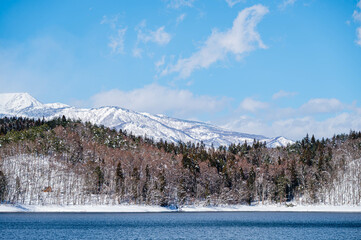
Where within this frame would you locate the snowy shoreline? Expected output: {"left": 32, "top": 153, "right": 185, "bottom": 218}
{"left": 1, "top": 204, "right": 361, "bottom": 213}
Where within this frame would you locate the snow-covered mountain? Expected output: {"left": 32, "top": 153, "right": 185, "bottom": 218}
{"left": 0, "top": 93, "right": 294, "bottom": 147}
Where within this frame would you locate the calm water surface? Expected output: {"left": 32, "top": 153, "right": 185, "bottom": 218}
{"left": 1, "top": 212, "right": 361, "bottom": 239}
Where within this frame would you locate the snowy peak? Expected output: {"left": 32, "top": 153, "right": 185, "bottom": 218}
{"left": 265, "top": 136, "right": 293, "bottom": 148}
{"left": 43, "top": 103, "right": 70, "bottom": 109}
{"left": 0, "top": 93, "right": 294, "bottom": 147}
{"left": 0, "top": 93, "right": 43, "bottom": 113}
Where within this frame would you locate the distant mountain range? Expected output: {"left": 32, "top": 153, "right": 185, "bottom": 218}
{"left": 0, "top": 93, "right": 294, "bottom": 147}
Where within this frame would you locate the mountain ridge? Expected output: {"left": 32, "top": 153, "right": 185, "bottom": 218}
{"left": 0, "top": 93, "right": 294, "bottom": 147}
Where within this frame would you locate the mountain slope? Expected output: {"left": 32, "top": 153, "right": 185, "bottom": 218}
{"left": 0, "top": 93, "right": 43, "bottom": 113}
{"left": 0, "top": 93, "right": 294, "bottom": 147}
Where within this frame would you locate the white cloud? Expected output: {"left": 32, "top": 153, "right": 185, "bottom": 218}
{"left": 100, "top": 15, "right": 119, "bottom": 29}
{"left": 225, "top": 0, "right": 244, "bottom": 8}
{"left": 101, "top": 15, "right": 127, "bottom": 54}
{"left": 353, "top": 1, "right": 361, "bottom": 46}
{"left": 91, "top": 84, "right": 229, "bottom": 117}
{"left": 239, "top": 98, "right": 268, "bottom": 112}
{"left": 132, "top": 47, "right": 143, "bottom": 58}
{"left": 222, "top": 118, "right": 254, "bottom": 137}
{"left": 166, "top": 0, "right": 195, "bottom": 9}
{"left": 223, "top": 110, "right": 361, "bottom": 140}
{"left": 354, "top": 12, "right": 361, "bottom": 23}
{"left": 222, "top": 115, "right": 269, "bottom": 136}
{"left": 136, "top": 19, "right": 147, "bottom": 30}
{"left": 278, "top": 0, "right": 296, "bottom": 10}
{"left": 222, "top": 97, "right": 360, "bottom": 140}
{"left": 300, "top": 98, "right": 345, "bottom": 114}
{"left": 155, "top": 55, "right": 166, "bottom": 68}
{"left": 161, "top": 4, "right": 268, "bottom": 79}
{"left": 272, "top": 90, "right": 297, "bottom": 100}
{"left": 270, "top": 112, "right": 361, "bottom": 140}
{"left": 176, "top": 13, "right": 186, "bottom": 24}
{"left": 356, "top": 27, "right": 361, "bottom": 46}
{"left": 108, "top": 28, "right": 127, "bottom": 54}
{"left": 133, "top": 23, "right": 171, "bottom": 58}
{"left": 138, "top": 26, "right": 171, "bottom": 45}
{"left": 353, "top": 1, "right": 361, "bottom": 22}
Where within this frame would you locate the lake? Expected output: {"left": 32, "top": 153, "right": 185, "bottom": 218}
{"left": 1, "top": 212, "right": 361, "bottom": 239}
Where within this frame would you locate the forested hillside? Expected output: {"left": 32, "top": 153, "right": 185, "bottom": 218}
{"left": 0, "top": 117, "right": 360, "bottom": 207}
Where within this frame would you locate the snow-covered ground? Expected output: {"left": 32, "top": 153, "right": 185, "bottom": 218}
{"left": 1, "top": 204, "right": 360, "bottom": 213}
{"left": 180, "top": 204, "right": 361, "bottom": 212}
{"left": 0, "top": 204, "right": 173, "bottom": 213}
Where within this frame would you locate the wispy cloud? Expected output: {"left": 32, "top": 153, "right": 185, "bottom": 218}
{"left": 132, "top": 47, "right": 142, "bottom": 58}
{"left": 133, "top": 22, "right": 172, "bottom": 58}
{"left": 161, "top": 4, "right": 268, "bottom": 79}
{"left": 356, "top": 27, "right": 361, "bottom": 46}
{"left": 353, "top": 1, "right": 361, "bottom": 46}
{"left": 101, "top": 15, "right": 127, "bottom": 54}
{"left": 138, "top": 26, "right": 171, "bottom": 45}
{"left": 353, "top": 1, "right": 361, "bottom": 22}
{"left": 176, "top": 13, "right": 186, "bottom": 24}
{"left": 100, "top": 15, "right": 119, "bottom": 29}
{"left": 155, "top": 55, "right": 166, "bottom": 69}
{"left": 272, "top": 90, "right": 297, "bottom": 100}
{"left": 108, "top": 28, "right": 127, "bottom": 54}
{"left": 225, "top": 0, "right": 244, "bottom": 8}
{"left": 91, "top": 84, "right": 229, "bottom": 118}
{"left": 278, "top": 0, "right": 296, "bottom": 10}
{"left": 166, "top": 0, "right": 195, "bottom": 9}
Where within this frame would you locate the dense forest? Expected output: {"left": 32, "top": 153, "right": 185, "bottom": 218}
{"left": 0, "top": 116, "right": 360, "bottom": 207}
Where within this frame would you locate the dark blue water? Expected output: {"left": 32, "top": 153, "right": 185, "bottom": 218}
{"left": 1, "top": 212, "right": 361, "bottom": 239}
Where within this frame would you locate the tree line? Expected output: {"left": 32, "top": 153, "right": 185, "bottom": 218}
{"left": 0, "top": 116, "right": 360, "bottom": 206}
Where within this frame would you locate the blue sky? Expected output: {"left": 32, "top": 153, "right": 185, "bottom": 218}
{"left": 1, "top": 0, "right": 361, "bottom": 140}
